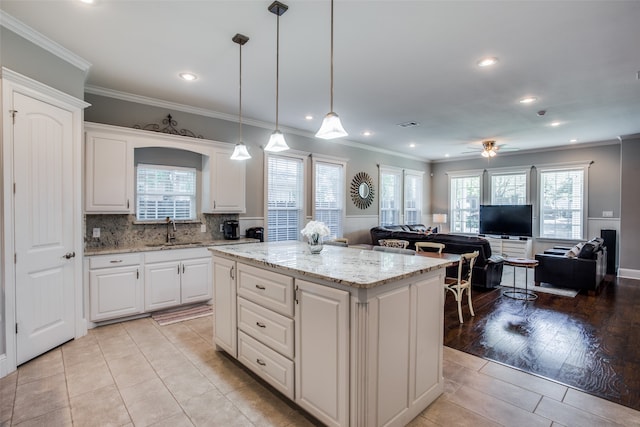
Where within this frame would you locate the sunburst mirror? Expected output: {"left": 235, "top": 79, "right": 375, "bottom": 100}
{"left": 350, "top": 172, "right": 375, "bottom": 209}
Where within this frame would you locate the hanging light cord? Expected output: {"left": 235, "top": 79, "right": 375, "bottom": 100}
{"left": 275, "top": 12, "right": 280, "bottom": 129}
{"left": 239, "top": 42, "right": 243, "bottom": 142}
{"left": 330, "top": 0, "right": 334, "bottom": 113}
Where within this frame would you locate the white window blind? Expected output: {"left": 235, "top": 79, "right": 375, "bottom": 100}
{"left": 490, "top": 171, "right": 528, "bottom": 205}
{"left": 136, "top": 164, "right": 196, "bottom": 221}
{"left": 314, "top": 160, "right": 344, "bottom": 240}
{"left": 450, "top": 173, "right": 481, "bottom": 233}
{"left": 404, "top": 171, "right": 423, "bottom": 224}
{"left": 267, "top": 155, "right": 304, "bottom": 242}
{"left": 539, "top": 166, "right": 587, "bottom": 239}
{"left": 380, "top": 167, "right": 402, "bottom": 226}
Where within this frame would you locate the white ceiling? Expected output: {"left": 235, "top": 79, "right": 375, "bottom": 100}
{"left": 2, "top": 0, "right": 640, "bottom": 161}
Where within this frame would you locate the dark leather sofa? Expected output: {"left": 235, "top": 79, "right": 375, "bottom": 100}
{"left": 534, "top": 237, "right": 607, "bottom": 293}
{"left": 370, "top": 224, "right": 504, "bottom": 289}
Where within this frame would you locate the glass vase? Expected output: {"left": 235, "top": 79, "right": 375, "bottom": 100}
{"left": 307, "top": 233, "right": 324, "bottom": 254}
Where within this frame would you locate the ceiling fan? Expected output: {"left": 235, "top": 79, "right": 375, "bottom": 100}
{"left": 461, "top": 140, "right": 519, "bottom": 158}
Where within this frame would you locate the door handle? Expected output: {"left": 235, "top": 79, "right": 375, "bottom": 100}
{"left": 63, "top": 252, "right": 76, "bottom": 259}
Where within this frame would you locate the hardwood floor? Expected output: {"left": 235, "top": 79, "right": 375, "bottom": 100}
{"left": 443, "top": 275, "right": 640, "bottom": 412}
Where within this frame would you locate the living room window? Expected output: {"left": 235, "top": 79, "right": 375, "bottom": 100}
{"left": 449, "top": 171, "right": 482, "bottom": 233}
{"left": 380, "top": 166, "right": 403, "bottom": 226}
{"left": 266, "top": 153, "right": 305, "bottom": 242}
{"left": 313, "top": 157, "right": 345, "bottom": 240}
{"left": 538, "top": 163, "right": 589, "bottom": 240}
{"left": 404, "top": 170, "right": 424, "bottom": 224}
{"left": 488, "top": 168, "right": 530, "bottom": 205}
{"left": 136, "top": 164, "right": 196, "bottom": 221}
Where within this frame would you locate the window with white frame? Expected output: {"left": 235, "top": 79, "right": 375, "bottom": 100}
{"left": 379, "top": 167, "right": 403, "bottom": 226}
{"left": 538, "top": 164, "right": 588, "bottom": 240}
{"left": 449, "top": 171, "right": 482, "bottom": 233}
{"left": 136, "top": 164, "right": 196, "bottom": 221}
{"left": 489, "top": 168, "right": 529, "bottom": 205}
{"left": 313, "top": 159, "right": 345, "bottom": 240}
{"left": 267, "top": 154, "right": 305, "bottom": 242}
{"left": 404, "top": 170, "right": 424, "bottom": 224}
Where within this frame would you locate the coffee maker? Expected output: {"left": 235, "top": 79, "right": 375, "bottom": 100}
{"left": 223, "top": 220, "right": 239, "bottom": 240}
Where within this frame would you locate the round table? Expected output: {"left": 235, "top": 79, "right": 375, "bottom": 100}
{"left": 503, "top": 257, "right": 539, "bottom": 301}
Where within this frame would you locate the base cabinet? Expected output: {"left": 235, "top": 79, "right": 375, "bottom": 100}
{"left": 213, "top": 256, "right": 237, "bottom": 356}
{"left": 88, "top": 254, "right": 143, "bottom": 322}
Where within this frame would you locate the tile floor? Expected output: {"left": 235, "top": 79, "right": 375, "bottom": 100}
{"left": 2, "top": 315, "right": 639, "bottom": 427}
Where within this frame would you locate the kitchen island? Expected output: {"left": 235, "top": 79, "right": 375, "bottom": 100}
{"left": 209, "top": 241, "right": 452, "bottom": 427}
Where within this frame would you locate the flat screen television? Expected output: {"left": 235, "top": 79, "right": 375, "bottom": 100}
{"left": 479, "top": 204, "right": 533, "bottom": 237}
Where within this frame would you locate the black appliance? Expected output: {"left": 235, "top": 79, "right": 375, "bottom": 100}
{"left": 223, "top": 220, "right": 239, "bottom": 240}
{"left": 246, "top": 226, "right": 264, "bottom": 242}
{"left": 601, "top": 229, "right": 617, "bottom": 274}
{"left": 479, "top": 204, "right": 533, "bottom": 237}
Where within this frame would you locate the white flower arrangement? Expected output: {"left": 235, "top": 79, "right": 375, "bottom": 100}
{"left": 300, "top": 220, "right": 331, "bottom": 241}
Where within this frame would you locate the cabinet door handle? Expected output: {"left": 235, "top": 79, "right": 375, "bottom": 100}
{"left": 127, "top": 199, "right": 130, "bottom": 209}
{"left": 178, "top": 265, "right": 180, "bottom": 274}
{"left": 256, "top": 321, "right": 266, "bottom": 328}
{"left": 183, "top": 264, "right": 185, "bottom": 274}
{"left": 256, "top": 359, "right": 266, "bottom": 366}
{"left": 230, "top": 266, "right": 235, "bottom": 280}
{"left": 109, "top": 259, "right": 123, "bottom": 264}
{"left": 255, "top": 284, "right": 266, "bottom": 290}
{"left": 137, "top": 269, "right": 139, "bottom": 279}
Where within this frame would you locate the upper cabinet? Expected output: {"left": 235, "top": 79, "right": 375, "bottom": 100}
{"left": 85, "top": 129, "right": 134, "bottom": 213}
{"left": 202, "top": 147, "right": 247, "bottom": 213}
{"left": 84, "top": 122, "right": 246, "bottom": 214}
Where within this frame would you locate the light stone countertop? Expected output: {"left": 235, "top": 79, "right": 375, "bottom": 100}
{"left": 84, "top": 238, "right": 260, "bottom": 256}
{"left": 209, "top": 241, "right": 453, "bottom": 289}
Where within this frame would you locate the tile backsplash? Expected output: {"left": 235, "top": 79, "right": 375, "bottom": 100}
{"left": 85, "top": 214, "right": 239, "bottom": 250}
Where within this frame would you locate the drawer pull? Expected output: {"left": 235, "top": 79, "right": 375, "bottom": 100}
{"left": 110, "top": 260, "right": 123, "bottom": 264}
{"left": 255, "top": 284, "right": 266, "bottom": 290}
{"left": 256, "top": 321, "right": 266, "bottom": 328}
{"left": 256, "top": 358, "right": 266, "bottom": 366}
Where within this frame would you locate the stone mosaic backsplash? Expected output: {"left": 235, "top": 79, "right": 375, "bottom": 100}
{"left": 85, "top": 213, "right": 239, "bottom": 250}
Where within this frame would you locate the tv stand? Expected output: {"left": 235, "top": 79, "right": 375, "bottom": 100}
{"left": 484, "top": 236, "right": 533, "bottom": 259}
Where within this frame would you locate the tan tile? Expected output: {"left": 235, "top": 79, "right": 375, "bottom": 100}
{"left": 178, "top": 337, "right": 217, "bottom": 365}
{"left": 119, "top": 378, "right": 171, "bottom": 406}
{"left": 447, "top": 385, "right": 552, "bottom": 427}
{"left": 406, "top": 414, "right": 440, "bottom": 426}
{"left": 147, "top": 411, "right": 195, "bottom": 427}
{"left": 17, "top": 349, "right": 65, "bottom": 385}
{"left": 106, "top": 353, "right": 157, "bottom": 388}
{"left": 147, "top": 351, "right": 195, "bottom": 379}
{"left": 162, "top": 368, "right": 215, "bottom": 405}
{"left": 124, "top": 385, "right": 183, "bottom": 426}
{"left": 61, "top": 340, "right": 103, "bottom": 367}
{"left": 196, "top": 356, "right": 256, "bottom": 395}
{"left": 535, "top": 396, "right": 622, "bottom": 427}
{"left": 70, "top": 384, "right": 131, "bottom": 427}
{"left": 182, "top": 389, "right": 253, "bottom": 427}
{"left": 562, "top": 388, "right": 640, "bottom": 425}
{"left": 443, "top": 346, "right": 488, "bottom": 371}
{"left": 479, "top": 361, "right": 568, "bottom": 401}
{"left": 65, "top": 358, "right": 114, "bottom": 397}
{"left": 99, "top": 334, "right": 141, "bottom": 360}
{"left": 421, "top": 396, "right": 502, "bottom": 427}
{"left": 93, "top": 322, "right": 128, "bottom": 340}
{"left": 225, "top": 382, "right": 296, "bottom": 426}
{"left": 12, "top": 405, "right": 72, "bottom": 427}
{"left": 447, "top": 365, "right": 543, "bottom": 412}
{"left": 12, "top": 372, "right": 68, "bottom": 425}
{"left": 281, "top": 410, "right": 324, "bottom": 427}
{"left": 0, "top": 371, "right": 17, "bottom": 424}
{"left": 159, "top": 323, "right": 201, "bottom": 343}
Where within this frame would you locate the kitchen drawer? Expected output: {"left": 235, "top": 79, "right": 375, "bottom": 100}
{"left": 237, "top": 263, "right": 294, "bottom": 317}
{"left": 238, "top": 331, "right": 294, "bottom": 400}
{"left": 238, "top": 297, "right": 294, "bottom": 358}
{"left": 89, "top": 253, "right": 142, "bottom": 269}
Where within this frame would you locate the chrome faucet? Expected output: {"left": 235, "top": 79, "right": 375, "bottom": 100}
{"left": 166, "top": 217, "right": 177, "bottom": 243}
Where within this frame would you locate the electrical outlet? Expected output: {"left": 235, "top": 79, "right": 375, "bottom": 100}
{"left": 603, "top": 210, "right": 614, "bottom": 218}
{"left": 92, "top": 228, "right": 100, "bottom": 238}
{"left": 201, "top": 224, "right": 206, "bottom": 233}
{"left": 220, "top": 224, "right": 224, "bottom": 232}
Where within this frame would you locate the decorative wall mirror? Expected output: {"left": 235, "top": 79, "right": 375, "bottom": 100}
{"left": 350, "top": 172, "right": 375, "bottom": 209}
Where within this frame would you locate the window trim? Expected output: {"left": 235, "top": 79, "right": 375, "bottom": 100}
{"left": 403, "top": 168, "right": 424, "bottom": 225}
{"left": 379, "top": 165, "right": 404, "bottom": 226}
{"left": 311, "top": 155, "right": 347, "bottom": 240}
{"left": 536, "top": 162, "right": 591, "bottom": 241}
{"left": 487, "top": 166, "right": 532, "bottom": 205}
{"left": 447, "top": 169, "right": 484, "bottom": 234}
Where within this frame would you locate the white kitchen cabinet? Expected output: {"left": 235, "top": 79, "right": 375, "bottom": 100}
{"left": 88, "top": 254, "right": 143, "bottom": 322}
{"left": 295, "top": 279, "right": 349, "bottom": 427}
{"left": 145, "top": 248, "right": 212, "bottom": 311}
{"left": 213, "top": 255, "right": 237, "bottom": 357}
{"left": 84, "top": 127, "right": 134, "bottom": 213}
{"left": 202, "top": 148, "right": 246, "bottom": 213}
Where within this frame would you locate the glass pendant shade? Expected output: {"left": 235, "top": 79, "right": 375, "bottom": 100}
{"left": 315, "top": 112, "right": 348, "bottom": 139}
{"left": 264, "top": 130, "right": 289, "bottom": 152}
{"left": 231, "top": 143, "right": 251, "bottom": 160}
{"left": 481, "top": 150, "right": 490, "bottom": 158}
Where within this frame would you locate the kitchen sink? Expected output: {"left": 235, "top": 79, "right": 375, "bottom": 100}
{"left": 146, "top": 241, "right": 202, "bottom": 248}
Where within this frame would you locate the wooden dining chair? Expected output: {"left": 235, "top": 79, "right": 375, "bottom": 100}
{"left": 444, "top": 251, "right": 479, "bottom": 324}
{"left": 378, "top": 239, "right": 410, "bottom": 249}
{"left": 415, "top": 242, "right": 445, "bottom": 254}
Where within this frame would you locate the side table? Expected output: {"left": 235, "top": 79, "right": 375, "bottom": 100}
{"left": 503, "top": 257, "right": 539, "bottom": 301}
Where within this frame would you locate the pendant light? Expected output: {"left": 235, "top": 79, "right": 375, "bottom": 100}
{"left": 264, "top": 1, "right": 290, "bottom": 152}
{"left": 230, "top": 33, "right": 252, "bottom": 160}
{"left": 315, "top": 0, "right": 348, "bottom": 140}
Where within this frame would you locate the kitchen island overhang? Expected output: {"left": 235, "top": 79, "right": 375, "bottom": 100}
{"left": 210, "top": 241, "right": 451, "bottom": 427}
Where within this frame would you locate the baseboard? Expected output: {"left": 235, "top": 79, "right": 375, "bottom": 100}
{"left": 0, "top": 354, "right": 8, "bottom": 378}
{"left": 618, "top": 268, "right": 640, "bottom": 280}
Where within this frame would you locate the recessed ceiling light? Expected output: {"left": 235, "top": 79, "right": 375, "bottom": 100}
{"left": 477, "top": 57, "right": 499, "bottom": 67}
{"left": 79, "top": 0, "right": 95, "bottom": 4}
{"left": 550, "top": 121, "right": 561, "bottom": 127}
{"left": 304, "top": 115, "right": 313, "bottom": 120}
{"left": 445, "top": 154, "right": 450, "bottom": 158}
{"left": 570, "top": 138, "right": 578, "bottom": 143}
{"left": 409, "top": 143, "right": 415, "bottom": 148}
{"left": 519, "top": 96, "right": 538, "bottom": 104}
{"left": 179, "top": 73, "right": 198, "bottom": 81}
{"left": 362, "top": 130, "right": 373, "bottom": 137}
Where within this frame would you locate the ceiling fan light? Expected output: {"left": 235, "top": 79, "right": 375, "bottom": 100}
{"left": 481, "top": 150, "right": 490, "bottom": 158}
{"left": 230, "top": 143, "right": 251, "bottom": 160}
{"left": 315, "top": 112, "right": 348, "bottom": 139}
{"left": 265, "top": 130, "right": 290, "bottom": 152}
{"left": 489, "top": 149, "right": 497, "bottom": 157}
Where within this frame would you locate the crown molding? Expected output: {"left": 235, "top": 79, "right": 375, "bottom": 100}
{"left": 85, "top": 85, "right": 427, "bottom": 162}
{"left": 0, "top": 10, "right": 91, "bottom": 74}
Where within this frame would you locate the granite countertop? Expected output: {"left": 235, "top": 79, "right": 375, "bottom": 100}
{"left": 85, "top": 238, "right": 260, "bottom": 256}
{"left": 209, "top": 241, "right": 453, "bottom": 289}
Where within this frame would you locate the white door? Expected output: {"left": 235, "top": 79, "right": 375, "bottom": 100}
{"left": 13, "top": 92, "right": 76, "bottom": 365}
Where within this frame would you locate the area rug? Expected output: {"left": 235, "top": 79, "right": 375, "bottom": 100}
{"left": 152, "top": 304, "right": 213, "bottom": 326}
{"left": 500, "top": 266, "right": 579, "bottom": 297}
